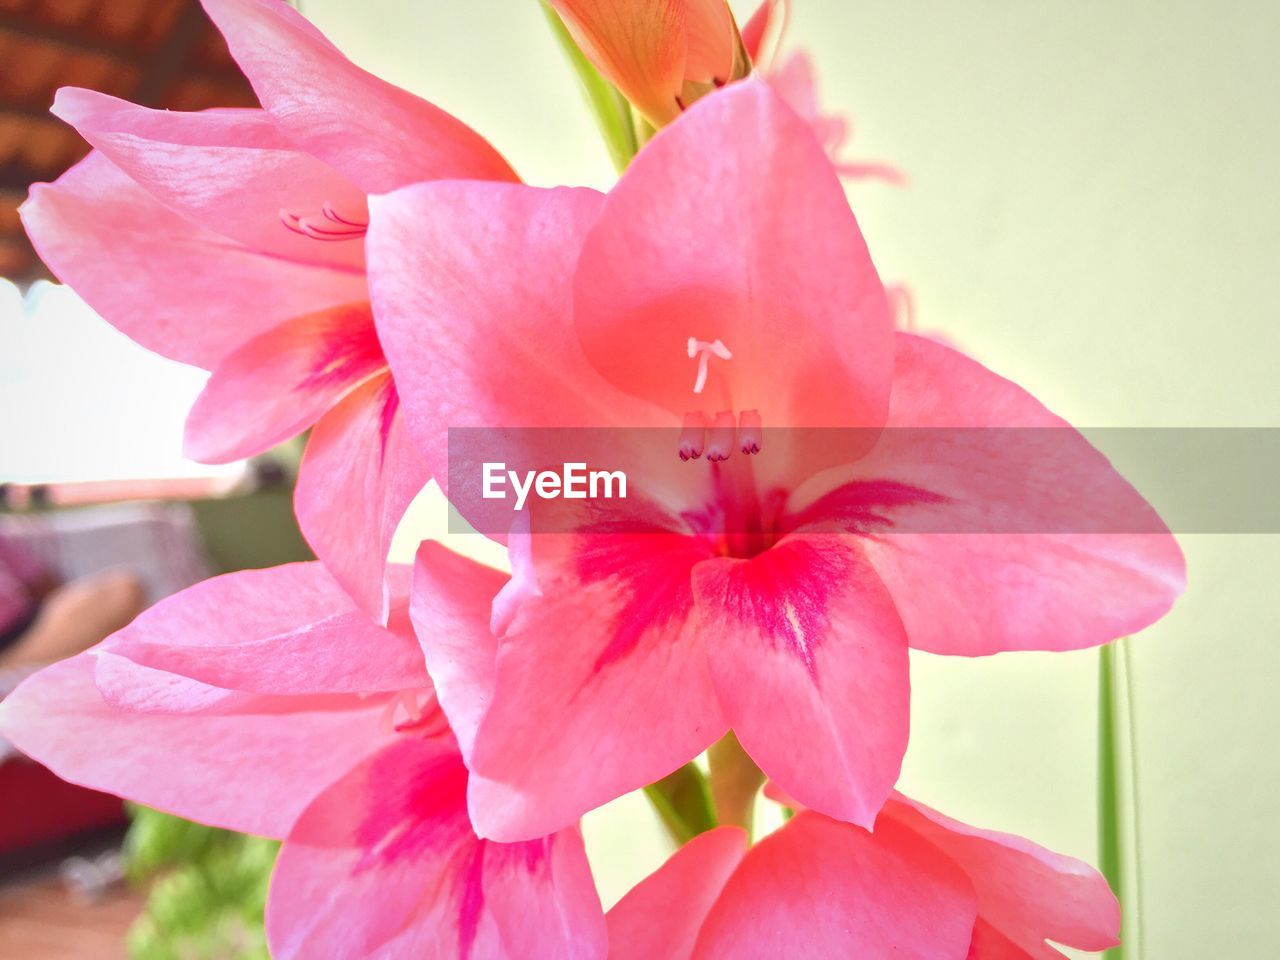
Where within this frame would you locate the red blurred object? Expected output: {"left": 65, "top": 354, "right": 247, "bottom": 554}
{"left": 0, "top": 754, "right": 126, "bottom": 861}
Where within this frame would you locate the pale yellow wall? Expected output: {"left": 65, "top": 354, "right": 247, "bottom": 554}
{"left": 307, "top": 2, "right": 1280, "bottom": 955}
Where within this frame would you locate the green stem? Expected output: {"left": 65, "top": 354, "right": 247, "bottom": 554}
{"left": 643, "top": 763, "right": 717, "bottom": 845}
{"left": 708, "top": 731, "right": 766, "bottom": 837}
{"left": 1099, "top": 639, "right": 1144, "bottom": 960}
{"left": 539, "top": 2, "right": 638, "bottom": 172}
{"left": 1121, "top": 639, "right": 1147, "bottom": 958}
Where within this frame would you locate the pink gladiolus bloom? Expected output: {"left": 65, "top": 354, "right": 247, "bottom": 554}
{"left": 743, "top": 0, "right": 905, "bottom": 183}
{"left": 369, "top": 80, "right": 1184, "bottom": 841}
{"left": 19, "top": 0, "right": 518, "bottom": 622}
{"left": 0, "top": 561, "right": 605, "bottom": 959}
{"left": 607, "top": 798, "right": 1120, "bottom": 960}
{"left": 764, "top": 50, "right": 906, "bottom": 183}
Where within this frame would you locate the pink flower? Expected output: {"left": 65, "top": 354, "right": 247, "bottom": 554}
{"left": 19, "top": 0, "right": 518, "bottom": 622}
{"left": 0, "top": 562, "right": 605, "bottom": 959}
{"left": 743, "top": 1, "right": 905, "bottom": 182}
{"left": 764, "top": 50, "right": 906, "bottom": 183}
{"left": 368, "top": 79, "right": 1185, "bottom": 840}
{"left": 608, "top": 797, "right": 1120, "bottom": 960}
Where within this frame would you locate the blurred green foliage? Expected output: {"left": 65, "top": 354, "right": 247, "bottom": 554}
{"left": 123, "top": 806, "right": 277, "bottom": 960}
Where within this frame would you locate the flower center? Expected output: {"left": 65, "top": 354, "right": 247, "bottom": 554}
{"left": 280, "top": 202, "right": 368, "bottom": 241}
{"left": 695, "top": 475, "right": 789, "bottom": 560}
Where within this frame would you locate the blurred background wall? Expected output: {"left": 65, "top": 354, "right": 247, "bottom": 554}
{"left": 295, "top": 1, "right": 1278, "bottom": 956}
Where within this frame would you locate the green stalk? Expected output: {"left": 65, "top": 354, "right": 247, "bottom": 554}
{"left": 1121, "top": 639, "right": 1147, "bottom": 958}
{"left": 539, "top": 2, "right": 638, "bottom": 172}
{"left": 1099, "top": 639, "right": 1144, "bottom": 960}
{"left": 1097, "top": 644, "right": 1124, "bottom": 960}
{"left": 708, "top": 731, "right": 766, "bottom": 837}
{"left": 643, "top": 763, "right": 718, "bottom": 845}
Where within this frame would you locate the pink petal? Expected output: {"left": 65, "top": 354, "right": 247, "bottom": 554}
{"left": 410, "top": 542, "right": 508, "bottom": 763}
{"left": 607, "top": 826, "right": 747, "bottom": 960}
{"left": 763, "top": 52, "right": 906, "bottom": 185}
{"left": 21, "top": 152, "right": 365, "bottom": 369}
{"left": 295, "top": 372, "right": 431, "bottom": 622}
{"left": 90, "top": 650, "right": 358, "bottom": 717}
{"left": 691, "top": 535, "right": 909, "bottom": 828}
{"left": 476, "top": 829, "right": 605, "bottom": 960}
{"left": 966, "top": 919, "right": 1041, "bottom": 960}
{"left": 0, "top": 655, "right": 386, "bottom": 838}
{"left": 367, "top": 181, "right": 664, "bottom": 490}
{"left": 51, "top": 88, "right": 366, "bottom": 271}
{"left": 269, "top": 736, "right": 605, "bottom": 960}
{"left": 464, "top": 501, "right": 726, "bottom": 842}
{"left": 548, "top": 0, "right": 686, "bottom": 125}
{"left": 802, "top": 333, "right": 1186, "bottom": 655}
{"left": 104, "top": 562, "right": 427, "bottom": 696}
{"left": 184, "top": 302, "right": 386, "bottom": 463}
{"left": 741, "top": 0, "right": 785, "bottom": 64}
{"left": 884, "top": 796, "right": 1121, "bottom": 958}
{"left": 573, "top": 80, "right": 893, "bottom": 480}
{"left": 756, "top": 52, "right": 902, "bottom": 185}
{"left": 200, "top": 0, "right": 518, "bottom": 193}
{"left": 691, "top": 810, "right": 978, "bottom": 959}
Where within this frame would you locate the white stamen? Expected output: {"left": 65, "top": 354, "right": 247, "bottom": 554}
{"left": 687, "top": 337, "right": 732, "bottom": 395}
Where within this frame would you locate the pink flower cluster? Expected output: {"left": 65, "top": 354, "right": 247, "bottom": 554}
{"left": 1, "top": 1, "right": 1184, "bottom": 957}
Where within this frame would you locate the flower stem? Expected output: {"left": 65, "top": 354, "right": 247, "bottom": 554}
{"left": 1099, "top": 639, "right": 1144, "bottom": 960}
{"left": 643, "top": 764, "right": 717, "bottom": 845}
{"left": 707, "top": 731, "right": 765, "bottom": 837}
{"left": 539, "top": 2, "right": 638, "bottom": 172}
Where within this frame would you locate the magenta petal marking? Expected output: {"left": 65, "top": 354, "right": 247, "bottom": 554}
{"left": 456, "top": 844, "right": 486, "bottom": 960}
{"left": 785, "top": 479, "right": 948, "bottom": 536}
{"left": 716, "top": 540, "right": 846, "bottom": 675}
{"left": 353, "top": 748, "right": 469, "bottom": 871}
{"left": 577, "top": 532, "right": 704, "bottom": 672}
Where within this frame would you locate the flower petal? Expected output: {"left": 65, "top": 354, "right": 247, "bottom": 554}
{"left": 410, "top": 542, "right": 508, "bottom": 764}
{"left": 269, "top": 736, "right": 605, "bottom": 960}
{"left": 20, "top": 152, "right": 365, "bottom": 369}
{"left": 691, "top": 810, "right": 978, "bottom": 959}
{"left": 464, "top": 499, "right": 726, "bottom": 842}
{"left": 691, "top": 535, "right": 909, "bottom": 829}
{"left": 573, "top": 80, "right": 893, "bottom": 479}
{"left": 184, "top": 302, "right": 385, "bottom": 463}
{"left": 367, "top": 181, "right": 664, "bottom": 489}
{"left": 201, "top": 0, "right": 517, "bottom": 192}
{"left": 801, "top": 333, "right": 1186, "bottom": 655}
{"left": 104, "top": 562, "right": 426, "bottom": 696}
{"left": 295, "top": 372, "right": 431, "bottom": 622}
{"left": 50, "top": 88, "right": 367, "bottom": 271}
{"left": 741, "top": 0, "right": 785, "bottom": 65}
{"left": 0, "top": 655, "right": 386, "bottom": 838}
{"left": 764, "top": 52, "right": 906, "bottom": 184}
{"left": 607, "top": 826, "right": 747, "bottom": 960}
{"left": 884, "top": 796, "right": 1121, "bottom": 959}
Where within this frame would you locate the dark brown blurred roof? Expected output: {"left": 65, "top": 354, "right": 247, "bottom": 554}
{"left": 0, "top": 0, "right": 257, "bottom": 284}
